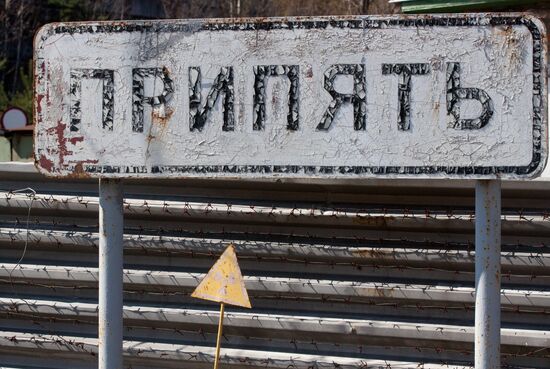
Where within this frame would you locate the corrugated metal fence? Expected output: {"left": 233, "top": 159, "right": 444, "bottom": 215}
{"left": 0, "top": 163, "right": 548, "bottom": 368}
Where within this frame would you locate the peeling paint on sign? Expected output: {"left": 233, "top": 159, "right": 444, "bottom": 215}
{"left": 34, "top": 14, "right": 547, "bottom": 179}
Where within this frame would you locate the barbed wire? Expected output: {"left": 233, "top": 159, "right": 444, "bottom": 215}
{"left": 0, "top": 311, "right": 548, "bottom": 365}
{"left": 1, "top": 191, "right": 549, "bottom": 221}
{"left": 0, "top": 188, "right": 549, "bottom": 368}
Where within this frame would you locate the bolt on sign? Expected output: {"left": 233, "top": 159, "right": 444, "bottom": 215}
{"left": 34, "top": 14, "right": 547, "bottom": 179}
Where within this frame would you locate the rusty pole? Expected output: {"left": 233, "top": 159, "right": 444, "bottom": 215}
{"left": 213, "top": 303, "right": 225, "bottom": 369}
{"left": 475, "top": 180, "right": 501, "bottom": 369}
{"left": 99, "top": 179, "right": 124, "bottom": 369}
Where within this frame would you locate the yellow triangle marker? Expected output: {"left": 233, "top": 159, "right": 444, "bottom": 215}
{"left": 191, "top": 244, "right": 251, "bottom": 369}
{"left": 191, "top": 244, "right": 251, "bottom": 308}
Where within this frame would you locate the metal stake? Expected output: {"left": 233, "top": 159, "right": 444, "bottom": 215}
{"left": 214, "top": 303, "right": 225, "bottom": 369}
{"left": 475, "top": 180, "right": 501, "bottom": 369}
{"left": 99, "top": 179, "right": 124, "bottom": 369}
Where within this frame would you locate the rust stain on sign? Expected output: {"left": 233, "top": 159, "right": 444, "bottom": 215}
{"left": 151, "top": 106, "right": 174, "bottom": 127}
{"left": 33, "top": 14, "right": 547, "bottom": 179}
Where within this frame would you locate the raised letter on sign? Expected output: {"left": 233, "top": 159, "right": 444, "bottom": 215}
{"left": 253, "top": 65, "right": 299, "bottom": 131}
{"left": 382, "top": 63, "right": 430, "bottom": 131}
{"left": 70, "top": 69, "right": 114, "bottom": 132}
{"left": 189, "top": 66, "right": 234, "bottom": 132}
{"left": 447, "top": 62, "right": 493, "bottom": 129}
{"left": 132, "top": 67, "right": 174, "bottom": 133}
{"left": 317, "top": 64, "right": 366, "bottom": 131}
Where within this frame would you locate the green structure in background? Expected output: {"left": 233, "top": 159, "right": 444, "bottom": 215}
{"left": 0, "top": 137, "right": 10, "bottom": 162}
{"left": 0, "top": 130, "right": 34, "bottom": 162}
{"left": 0, "top": 106, "right": 33, "bottom": 162}
{"left": 10, "top": 134, "right": 33, "bottom": 161}
{"left": 392, "top": 0, "right": 538, "bottom": 13}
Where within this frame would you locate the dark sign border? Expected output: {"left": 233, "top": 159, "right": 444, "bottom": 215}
{"left": 35, "top": 14, "right": 547, "bottom": 178}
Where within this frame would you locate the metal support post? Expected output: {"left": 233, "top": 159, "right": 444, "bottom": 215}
{"left": 99, "top": 179, "right": 124, "bottom": 369}
{"left": 214, "top": 303, "right": 225, "bottom": 369}
{"left": 475, "top": 180, "right": 501, "bottom": 369}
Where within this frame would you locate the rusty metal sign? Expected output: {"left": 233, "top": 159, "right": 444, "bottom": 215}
{"left": 34, "top": 14, "right": 547, "bottom": 179}
{"left": 192, "top": 244, "right": 251, "bottom": 309}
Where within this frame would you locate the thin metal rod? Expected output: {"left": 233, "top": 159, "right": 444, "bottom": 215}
{"left": 99, "top": 179, "right": 124, "bottom": 369}
{"left": 475, "top": 180, "right": 501, "bottom": 369}
{"left": 214, "top": 303, "right": 225, "bottom": 369}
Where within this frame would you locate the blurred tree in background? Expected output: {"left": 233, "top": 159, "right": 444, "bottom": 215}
{"left": 0, "top": 0, "right": 398, "bottom": 123}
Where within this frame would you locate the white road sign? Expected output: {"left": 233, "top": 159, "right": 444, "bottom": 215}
{"left": 34, "top": 15, "right": 547, "bottom": 178}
